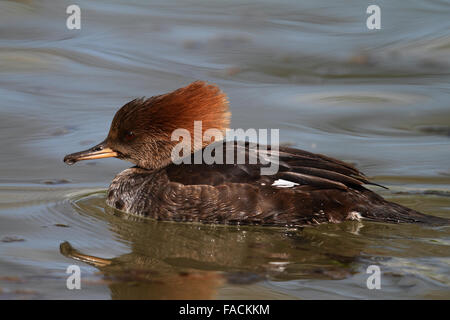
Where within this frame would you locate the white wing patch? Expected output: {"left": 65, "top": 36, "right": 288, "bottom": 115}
{"left": 271, "top": 179, "right": 300, "bottom": 188}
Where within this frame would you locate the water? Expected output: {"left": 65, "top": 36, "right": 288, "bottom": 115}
{"left": 0, "top": 0, "right": 449, "bottom": 299}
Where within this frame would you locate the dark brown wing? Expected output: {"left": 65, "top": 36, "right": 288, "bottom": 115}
{"left": 165, "top": 140, "right": 382, "bottom": 191}
{"left": 277, "top": 144, "right": 387, "bottom": 189}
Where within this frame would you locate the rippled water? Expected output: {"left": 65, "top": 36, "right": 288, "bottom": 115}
{"left": 0, "top": 0, "right": 449, "bottom": 299}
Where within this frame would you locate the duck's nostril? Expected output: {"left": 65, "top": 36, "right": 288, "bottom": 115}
{"left": 92, "top": 146, "right": 103, "bottom": 152}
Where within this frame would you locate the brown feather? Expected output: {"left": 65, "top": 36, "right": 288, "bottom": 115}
{"left": 111, "top": 81, "right": 230, "bottom": 149}
{"left": 105, "top": 81, "right": 230, "bottom": 169}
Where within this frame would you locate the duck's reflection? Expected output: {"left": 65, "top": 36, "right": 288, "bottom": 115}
{"left": 61, "top": 193, "right": 368, "bottom": 299}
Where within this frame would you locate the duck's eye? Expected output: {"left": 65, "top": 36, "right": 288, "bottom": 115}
{"left": 124, "top": 131, "right": 135, "bottom": 141}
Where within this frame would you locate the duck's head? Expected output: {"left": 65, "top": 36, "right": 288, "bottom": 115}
{"left": 63, "top": 81, "right": 230, "bottom": 169}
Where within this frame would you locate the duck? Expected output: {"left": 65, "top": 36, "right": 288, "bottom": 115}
{"left": 64, "top": 81, "right": 447, "bottom": 226}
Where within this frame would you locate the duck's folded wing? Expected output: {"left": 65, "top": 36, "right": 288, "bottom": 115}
{"left": 270, "top": 144, "right": 386, "bottom": 190}
{"left": 166, "top": 141, "right": 384, "bottom": 191}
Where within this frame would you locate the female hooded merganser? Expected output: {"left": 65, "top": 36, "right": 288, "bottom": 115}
{"left": 64, "top": 81, "right": 447, "bottom": 226}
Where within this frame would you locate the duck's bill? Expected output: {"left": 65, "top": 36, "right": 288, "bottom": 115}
{"left": 63, "top": 141, "right": 118, "bottom": 165}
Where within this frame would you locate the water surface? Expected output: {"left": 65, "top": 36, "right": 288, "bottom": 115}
{"left": 0, "top": 0, "right": 449, "bottom": 299}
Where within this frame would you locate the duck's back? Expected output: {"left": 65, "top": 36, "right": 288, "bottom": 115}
{"left": 106, "top": 141, "right": 447, "bottom": 226}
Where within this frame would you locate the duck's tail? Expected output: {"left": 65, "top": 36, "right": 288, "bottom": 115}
{"left": 354, "top": 190, "right": 449, "bottom": 225}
